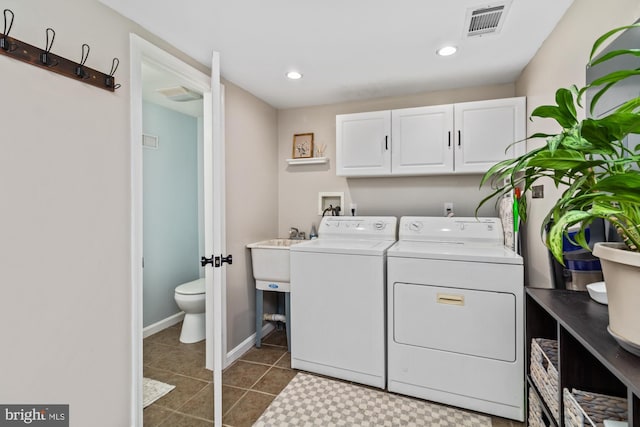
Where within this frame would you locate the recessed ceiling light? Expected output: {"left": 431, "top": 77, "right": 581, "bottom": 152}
{"left": 286, "top": 71, "right": 303, "bottom": 80}
{"left": 436, "top": 46, "right": 458, "bottom": 57}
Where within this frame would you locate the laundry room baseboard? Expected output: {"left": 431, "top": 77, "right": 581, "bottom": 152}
{"left": 225, "top": 323, "right": 275, "bottom": 368}
{"left": 143, "top": 312, "right": 185, "bottom": 338}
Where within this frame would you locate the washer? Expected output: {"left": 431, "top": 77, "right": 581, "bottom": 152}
{"left": 387, "top": 216, "right": 524, "bottom": 421}
{"left": 290, "top": 216, "right": 397, "bottom": 388}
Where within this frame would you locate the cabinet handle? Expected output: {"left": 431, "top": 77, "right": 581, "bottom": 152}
{"left": 385, "top": 135, "right": 389, "bottom": 150}
{"left": 448, "top": 131, "right": 451, "bottom": 148}
{"left": 458, "top": 130, "right": 461, "bottom": 147}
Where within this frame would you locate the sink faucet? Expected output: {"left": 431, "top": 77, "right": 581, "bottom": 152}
{"left": 289, "top": 227, "right": 299, "bottom": 239}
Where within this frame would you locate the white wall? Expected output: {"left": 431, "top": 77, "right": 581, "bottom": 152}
{"left": 277, "top": 84, "right": 515, "bottom": 237}
{"left": 515, "top": 0, "right": 640, "bottom": 287}
{"left": 223, "top": 80, "right": 279, "bottom": 349}
{"left": 0, "top": 1, "right": 138, "bottom": 424}
{"left": 0, "top": 0, "right": 278, "bottom": 423}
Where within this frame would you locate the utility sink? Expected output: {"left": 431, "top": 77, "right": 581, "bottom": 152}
{"left": 247, "top": 239, "right": 305, "bottom": 289}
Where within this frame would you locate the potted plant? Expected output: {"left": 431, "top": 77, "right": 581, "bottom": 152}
{"left": 477, "top": 24, "right": 640, "bottom": 354}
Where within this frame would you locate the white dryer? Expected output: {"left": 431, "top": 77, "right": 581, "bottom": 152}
{"left": 387, "top": 217, "right": 524, "bottom": 421}
{"left": 290, "top": 216, "right": 397, "bottom": 388}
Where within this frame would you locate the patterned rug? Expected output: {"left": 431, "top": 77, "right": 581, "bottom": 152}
{"left": 253, "top": 373, "right": 491, "bottom": 426}
{"left": 143, "top": 377, "right": 175, "bottom": 408}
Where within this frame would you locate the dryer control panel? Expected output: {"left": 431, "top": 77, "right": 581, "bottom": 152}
{"left": 399, "top": 217, "right": 504, "bottom": 244}
{"left": 318, "top": 216, "right": 397, "bottom": 240}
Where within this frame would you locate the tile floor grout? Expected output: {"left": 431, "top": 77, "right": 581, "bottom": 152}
{"left": 144, "top": 324, "right": 293, "bottom": 426}
{"left": 144, "top": 324, "right": 523, "bottom": 427}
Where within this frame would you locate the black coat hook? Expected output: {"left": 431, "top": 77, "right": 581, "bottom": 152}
{"left": 75, "top": 43, "right": 90, "bottom": 79}
{"left": 1, "top": 9, "right": 15, "bottom": 51}
{"left": 40, "top": 27, "right": 57, "bottom": 67}
{"left": 105, "top": 57, "right": 120, "bottom": 90}
{"left": 0, "top": 13, "right": 118, "bottom": 92}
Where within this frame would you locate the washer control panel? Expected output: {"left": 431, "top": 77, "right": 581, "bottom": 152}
{"left": 399, "top": 217, "right": 503, "bottom": 244}
{"left": 318, "top": 216, "right": 397, "bottom": 240}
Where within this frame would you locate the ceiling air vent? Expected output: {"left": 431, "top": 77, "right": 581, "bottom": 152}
{"left": 465, "top": 2, "right": 511, "bottom": 37}
{"left": 156, "top": 86, "right": 203, "bottom": 102}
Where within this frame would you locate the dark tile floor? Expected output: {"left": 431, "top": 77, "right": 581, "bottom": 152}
{"left": 143, "top": 323, "right": 291, "bottom": 427}
{"left": 143, "top": 324, "right": 525, "bottom": 427}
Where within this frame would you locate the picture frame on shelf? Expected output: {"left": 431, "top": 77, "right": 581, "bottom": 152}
{"left": 292, "top": 133, "right": 314, "bottom": 159}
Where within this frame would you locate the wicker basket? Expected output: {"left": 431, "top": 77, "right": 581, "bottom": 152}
{"left": 563, "top": 388, "right": 628, "bottom": 427}
{"left": 529, "top": 387, "right": 550, "bottom": 427}
{"left": 530, "top": 338, "right": 559, "bottom": 422}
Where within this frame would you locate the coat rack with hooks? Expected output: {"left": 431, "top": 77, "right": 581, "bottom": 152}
{"left": 0, "top": 9, "right": 120, "bottom": 92}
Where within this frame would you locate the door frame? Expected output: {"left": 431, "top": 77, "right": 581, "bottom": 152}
{"left": 129, "top": 34, "right": 226, "bottom": 426}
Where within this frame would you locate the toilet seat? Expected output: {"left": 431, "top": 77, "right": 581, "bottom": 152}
{"left": 175, "top": 278, "right": 205, "bottom": 295}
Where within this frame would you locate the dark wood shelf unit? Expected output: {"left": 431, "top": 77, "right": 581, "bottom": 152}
{"left": 526, "top": 288, "right": 640, "bottom": 427}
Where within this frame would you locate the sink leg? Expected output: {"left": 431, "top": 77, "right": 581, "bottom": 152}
{"left": 255, "top": 288, "right": 263, "bottom": 348}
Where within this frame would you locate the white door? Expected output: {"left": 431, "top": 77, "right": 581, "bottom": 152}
{"left": 130, "top": 36, "right": 226, "bottom": 427}
{"left": 205, "top": 51, "right": 225, "bottom": 427}
{"left": 392, "top": 105, "right": 454, "bottom": 175}
{"left": 336, "top": 110, "right": 391, "bottom": 176}
{"left": 454, "top": 97, "right": 526, "bottom": 174}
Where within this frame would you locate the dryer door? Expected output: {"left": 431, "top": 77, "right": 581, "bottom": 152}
{"left": 393, "top": 282, "right": 516, "bottom": 362}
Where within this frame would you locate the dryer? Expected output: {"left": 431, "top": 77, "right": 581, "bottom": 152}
{"left": 290, "top": 216, "right": 397, "bottom": 388}
{"left": 387, "top": 216, "right": 524, "bottom": 421}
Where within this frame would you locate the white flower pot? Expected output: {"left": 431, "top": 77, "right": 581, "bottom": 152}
{"left": 593, "top": 242, "right": 640, "bottom": 355}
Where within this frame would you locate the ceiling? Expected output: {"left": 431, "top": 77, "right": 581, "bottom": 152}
{"left": 101, "top": 0, "right": 574, "bottom": 109}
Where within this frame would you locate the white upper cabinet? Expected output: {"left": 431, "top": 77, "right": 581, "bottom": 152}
{"left": 336, "top": 110, "right": 391, "bottom": 177}
{"left": 336, "top": 97, "right": 526, "bottom": 177}
{"left": 391, "top": 105, "right": 454, "bottom": 175}
{"left": 454, "top": 97, "right": 526, "bottom": 174}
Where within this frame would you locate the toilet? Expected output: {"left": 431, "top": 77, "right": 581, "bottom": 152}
{"left": 174, "top": 278, "right": 206, "bottom": 343}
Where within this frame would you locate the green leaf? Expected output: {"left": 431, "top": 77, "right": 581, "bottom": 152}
{"left": 556, "top": 88, "right": 577, "bottom": 122}
{"left": 589, "top": 81, "right": 616, "bottom": 115}
{"left": 479, "top": 157, "right": 517, "bottom": 186}
{"left": 589, "top": 48, "right": 640, "bottom": 67}
{"left": 589, "top": 69, "right": 640, "bottom": 88}
{"left": 548, "top": 211, "right": 592, "bottom": 262}
{"left": 588, "top": 70, "right": 640, "bottom": 115}
{"left": 531, "top": 104, "right": 576, "bottom": 129}
{"left": 594, "top": 174, "right": 640, "bottom": 193}
{"left": 526, "top": 149, "right": 585, "bottom": 169}
{"left": 570, "top": 85, "right": 584, "bottom": 108}
{"left": 529, "top": 132, "right": 558, "bottom": 139}
{"left": 615, "top": 97, "right": 640, "bottom": 114}
{"left": 588, "top": 24, "right": 640, "bottom": 62}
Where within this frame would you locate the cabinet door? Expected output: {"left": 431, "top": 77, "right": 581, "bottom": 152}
{"left": 391, "top": 105, "right": 454, "bottom": 175}
{"left": 454, "top": 97, "right": 525, "bottom": 174}
{"left": 336, "top": 110, "right": 391, "bottom": 177}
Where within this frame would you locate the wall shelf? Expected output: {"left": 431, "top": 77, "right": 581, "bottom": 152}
{"left": 286, "top": 157, "right": 328, "bottom": 165}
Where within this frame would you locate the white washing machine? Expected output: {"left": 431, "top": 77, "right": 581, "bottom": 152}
{"left": 387, "top": 216, "right": 524, "bottom": 421}
{"left": 290, "top": 216, "right": 397, "bottom": 388}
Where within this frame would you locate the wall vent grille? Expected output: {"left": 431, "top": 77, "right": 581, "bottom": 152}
{"left": 142, "top": 134, "right": 159, "bottom": 149}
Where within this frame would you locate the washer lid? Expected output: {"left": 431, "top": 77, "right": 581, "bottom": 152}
{"left": 290, "top": 238, "right": 397, "bottom": 256}
{"left": 175, "top": 278, "right": 205, "bottom": 295}
{"left": 387, "top": 240, "right": 523, "bottom": 265}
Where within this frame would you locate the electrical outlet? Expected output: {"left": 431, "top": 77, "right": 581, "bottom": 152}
{"left": 444, "top": 202, "right": 454, "bottom": 216}
{"left": 532, "top": 185, "right": 544, "bottom": 199}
